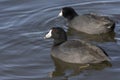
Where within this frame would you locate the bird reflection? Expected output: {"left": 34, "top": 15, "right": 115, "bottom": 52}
{"left": 67, "top": 28, "right": 115, "bottom": 42}
{"left": 49, "top": 55, "right": 112, "bottom": 78}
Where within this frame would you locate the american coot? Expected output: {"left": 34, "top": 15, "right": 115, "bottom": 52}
{"left": 44, "top": 27, "right": 110, "bottom": 64}
{"left": 58, "top": 7, "right": 115, "bottom": 34}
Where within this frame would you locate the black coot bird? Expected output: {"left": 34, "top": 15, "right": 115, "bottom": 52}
{"left": 58, "top": 7, "right": 115, "bottom": 34}
{"left": 44, "top": 27, "right": 110, "bottom": 64}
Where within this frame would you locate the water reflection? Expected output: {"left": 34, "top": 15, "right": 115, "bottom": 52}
{"left": 67, "top": 28, "right": 115, "bottom": 42}
{"left": 50, "top": 56, "right": 112, "bottom": 78}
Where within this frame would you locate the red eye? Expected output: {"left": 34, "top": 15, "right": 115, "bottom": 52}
{"left": 52, "top": 28, "right": 58, "bottom": 33}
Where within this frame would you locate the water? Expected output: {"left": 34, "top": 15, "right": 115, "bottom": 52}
{"left": 0, "top": 0, "right": 120, "bottom": 80}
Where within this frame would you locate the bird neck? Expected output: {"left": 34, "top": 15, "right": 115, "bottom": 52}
{"left": 53, "top": 39, "right": 67, "bottom": 46}
{"left": 68, "top": 13, "right": 78, "bottom": 20}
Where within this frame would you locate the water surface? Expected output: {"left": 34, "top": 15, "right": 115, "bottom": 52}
{"left": 0, "top": 0, "right": 120, "bottom": 80}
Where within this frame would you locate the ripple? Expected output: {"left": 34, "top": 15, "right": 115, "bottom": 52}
{"left": 21, "top": 31, "right": 46, "bottom": 36}
{"left": 111, "top": 56, "right": 120, "bottom": 61}
{"left": 41, "top": 0, "right": 120, "bottom": 12}
{"left": 0, "top": 19, "right": 17, "bottom": 30}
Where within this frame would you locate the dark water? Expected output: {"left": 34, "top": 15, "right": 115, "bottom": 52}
{"left": 0, "top": 0, "right": 120, "bottom": 80}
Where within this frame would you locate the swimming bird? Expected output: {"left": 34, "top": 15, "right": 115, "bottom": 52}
{"left": 44, "top": 27, "right": 110, "bottom": 64}
{"left": 58, "top": 7, "right": 115, "bottom": 34}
